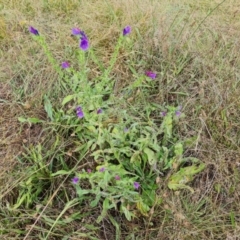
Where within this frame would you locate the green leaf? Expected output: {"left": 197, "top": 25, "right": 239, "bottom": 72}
{"left": 76, "top": 185, "right": 90, "bottom": 198}
{"left": 160, "top": 113, "right": 172, "bottom": 140}
{"left": 88, "top": 103, "right": 95, "bottom": 111}
{"left": 109, "top": 215, "right": 121, "bottom": 240}
{"left": 128, "top": 64, "right": 138, "bottom": 75}
{"left": 137, "top": 200, "right": 150, "bottom": 216}
{"left": 28, "top": 118, "right": 43, "bottom": 123}
{"left": 182, "top": 157, "right": 200, "bottom": 164}
{"left": 121, "top": 205, "right": 132, "bottom": 221}
{"left": 143, "top": 148, "right": 156, "bottom": 165}
{"left": 18, "top": 117, "right": 27, "bottom": 123}
{"left": 62, "top": 94, "right": 75, "bottom": 106}
{"left": 18, "top": 117, "right": 43, "bottom": 123}
{"left": 97, "top": 199, "right": 109, "bottom": 223}
{"left": 51, "top": 170, "right": 71, "bottom": 177}
{"left": 44, "top": 95, "right": 54, "bottom": 121}
{"left": 90, "top": 195, "right": 101, "bottom": 207}
{"left": 103, "top": 198, "right": 110, "bottom": 210}
{"left": 184, "top": 136, "right": 197, "bottom": 147}
{"left": 174, "top": 142, "right": 183, "bottom": 156}
{"left": 12, "top": 194, "right": 27, "bottom": 209}
{"left": 130, "top": 76, "right": 144, "bottom": 88}
{"left": 103, "top": 171, "right": 111, "bottom": 186}
{"left": 214, "top": 183, "right": 221, "bottom": 194}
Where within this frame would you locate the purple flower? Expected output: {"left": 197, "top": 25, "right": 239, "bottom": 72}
{"left": 124, "top": 128, "right": 129, "bottom": 133}
{"left": 115, "top": 175, "right": 121, "bottom": 180}
{"left": 80, "top": 37, "right": 89, "bottom": 51}
{"left": 72, "top": 28, "right": 81, "bottom": 35}
{"left": 123, "top": 26, "right": 131, "bottom": 36}
{"left": 133, "top": 182, "right": 140, "bottom": 190}
{"left": 97, "top": 108, "right": 103, "bottom": 114}
{"left": 61, "top": 61, "right": 70, "bottom": 69}
{"left": 99, "top": 167, "right": 105, "bottom": 172}
{"left": 72, "top": 177, "right": 79, "bottom": 184}
{"left": 87, "top": 169, "right": 92, "bottom": 173}
{"left": 72, "top": 28, "right": 89, "bottom": 51}
{"left": 76, "top": 106, "right": 84, "bottom": 119}
{"left": 29, "top": 26, "right": 39, "bottom": 35}
{"left": 175, "top": 110, "right": 181, "bottom": 117}
{"left": 160, "top": 111, "right": 167, "bottom": 117}
{"left": 79, "top": 31, "right": 89, "bottom": 51}
{"left": 145, "top": 71, "right": 157, "bottom": 79}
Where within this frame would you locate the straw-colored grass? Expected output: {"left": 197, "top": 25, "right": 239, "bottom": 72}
{"left": 1, "top": 0, "right": 240, "bottom": 239}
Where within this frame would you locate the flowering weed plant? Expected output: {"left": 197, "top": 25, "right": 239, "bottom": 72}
{"left": 16, "top": 25, "right": 205, "bottom": 225}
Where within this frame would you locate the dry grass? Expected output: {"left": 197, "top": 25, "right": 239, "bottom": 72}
{"left": 1, "top": 0, "right": 240, "bottom": 239}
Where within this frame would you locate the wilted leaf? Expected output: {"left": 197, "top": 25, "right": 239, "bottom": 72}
{"left": 168, "top": 163, "right": 205, "bottom": 193}
{"left": 137, "top": 200, "right": 150, "bottom": 216}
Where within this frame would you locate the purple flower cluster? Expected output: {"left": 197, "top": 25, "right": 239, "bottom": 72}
{"left": 161, "top": 106, "right": 182, "bottom": 117}
{"left": 29, "top": 26, "right": 39, "bottom": 36}
{"left": 61, "top": 61, "right": 70, "bottom": 69}
{"left": 76, "top": 106, "right": 84, "bottom": 119}
{"left": 134, "top": 182, "right": 140, "bottom": 190}
{"left": 145, "top": 71, "right": 157, "bottom": 79}
{"left": 72, "top": 177, "right": 79, "bottom": 184}
{"left": 97, "top": 108, "right": 103, "bottom": 114}
{"left": 115, "top": 175, "right": 121, "bottom": 180}
{"left": 74, "top": 107, "right": 104, "bottom": 118}
{"left": 72, "top": 28, "right": 89, "bottom": 51}
{"left": 72, "top": 28, "right": 81, "bottom": 35}
{"left": 123, "top": 26, "right": 131, "bottom": 36}
{"left": 175, "top": 106, "right": 182, "bottom": 117}
{"left": 160, "top": 111, "right": 167, "bottom": 117}
{"left": 175, "top": 110, "right": 181, "bottom": 117}
{"left": 72, "top": 165, "right": 141, "bottom": 190}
